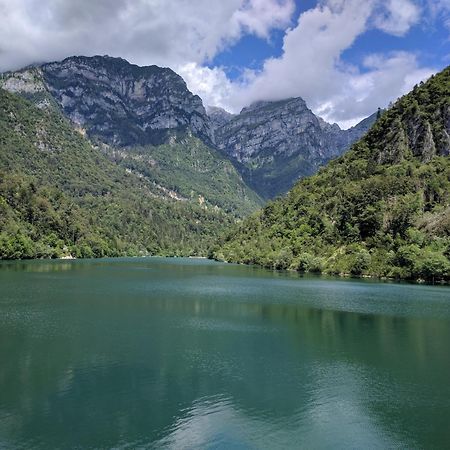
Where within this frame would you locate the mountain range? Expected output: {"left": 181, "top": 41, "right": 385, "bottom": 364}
{"left": 212, "top": 67, "right": 450, "bottom": 282}
{"left": 1, "top": 55, "right": 371, "bottom": 202}
{"left": 1, "top": 54, "right": 448, "bottom": 280}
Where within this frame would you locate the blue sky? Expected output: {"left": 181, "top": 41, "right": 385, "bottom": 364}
{"left": 1, "top": 0, "right": 449, "bottom": 127}
{"left": 211, "top": 1, "right": 450, "bottom": 81}
{"left": 193, "top": 0, "right": 450, "bottom": 126}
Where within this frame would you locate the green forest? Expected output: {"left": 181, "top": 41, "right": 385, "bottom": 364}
{"left": 212, "top": 67, "right": 450, "bottom": 282}
{"left": 1, "top": 64, "right": 449, "bottom": 282}
{"left": 104, "top": 135, "right": 262, "bottom": 217}
{"left": 0, "top": 89, "right": 235, "bottom": 259}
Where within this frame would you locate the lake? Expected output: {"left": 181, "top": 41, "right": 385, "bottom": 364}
{"left": 0, "top": 257, "right": 449, "bottom": 449}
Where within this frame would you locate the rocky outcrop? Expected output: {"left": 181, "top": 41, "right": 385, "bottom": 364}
{"left": 206, "top": 105, "right": 235, "bottom": 131}
{"left": 366, "top": 77, "right": 450, "bottom": 165}
{"left": 213, "top": 97, "right": 376, "bottom": 199}
{"left": 2, "top": 56, "right": 213, "bottom": 147}
{"left": 1, "top": 55, "right": 377, "bottom": 201}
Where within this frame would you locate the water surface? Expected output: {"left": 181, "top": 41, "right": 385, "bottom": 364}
{"left": 1, "top": 257, "right": 449, "bottom": 449}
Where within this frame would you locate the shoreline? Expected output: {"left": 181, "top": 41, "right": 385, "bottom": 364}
{"left": 0, "top": 254, "right": 448, "bottom": 285}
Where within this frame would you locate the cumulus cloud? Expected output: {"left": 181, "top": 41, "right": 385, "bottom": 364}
{"left": 177, "top": 63, "right": 235, "bottom": 109}
{"left": 321, "top": 52, "right": 435, "bottom": 127}
{"left": 181, "top": 0, "right": 435, "bottom": 126}
{"left": 0, "top": 0, "right": 295, "bottom": 71}
{"left": 373, "top": 0, "right": 421, "bottom": 36}
{"left": 0, "top": 0, "right": 442, "bottom": 126}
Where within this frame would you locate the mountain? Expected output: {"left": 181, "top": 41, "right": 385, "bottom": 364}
{"left": 4, "top": 55, "right": 213, "bottom": 147}
{"left": 213, "top": 97, "right": 377, "bottom": 199}
{"left": 0, "top": 87, "right": 242, "bottom": 259}
{"left": 211, "top": 67, "right": 450, "bottom": 282}
{"left": 206, "top": 105, "right": 235, "bottom": 130}
{"left": 1, "top": 56, "right": 261, "bottom": 218}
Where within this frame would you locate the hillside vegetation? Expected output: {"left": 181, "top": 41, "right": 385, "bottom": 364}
{"left": 0, "top": 89, "right": 235, "bottom": 259}
{"left": 212, "top": 67, "right": 450, "bottom": 282}
{"left": 104, "top": 135, "right": 262, "bottom": 217}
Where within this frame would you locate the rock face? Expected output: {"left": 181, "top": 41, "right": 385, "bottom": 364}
{"left": 1, "top": 55, "right": 377, "bottom": 202}
{"left": 0, "top": 56, "right": 261, "bottom": 217}
{"left": 213, "top": 97, "right": 376, "bottom": 199}
{"left": 206, "top": 105, "right": 235, "bottom": 131}
{"left": 8, "top": 55, "right": 214, "bottom": 147}
{"left": 375, "top": 104, "right": 450, "bottom": 165}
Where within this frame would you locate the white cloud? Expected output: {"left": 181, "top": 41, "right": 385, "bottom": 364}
{"left": 0, "top": 0, "right": 295, "bottom": 71}
{"left": 181, "top": 0, "right": 435, "bottom": 127}
{"left": 177, "top": 63, "right": 235, "bottom": 108}
{"left": 373, "top": 0, "right": 421, "bottom": 36}
{"left": 231, "top": 0, "right": 295, "bottom": 38}
{"left": 426, "top": 0, "right": 450, "bottom": 30}
{"left": 321, "top": 52, "right": 434, "bottom": 126}
{"left": 231, "top": 0, "right": 374, "bottom": 110}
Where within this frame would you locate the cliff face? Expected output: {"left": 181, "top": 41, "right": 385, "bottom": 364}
{"left": 1, "top": 56, "right": 213, "bottom": 147}
{"left": 40, "top": 56, "right": 214, "bottom": 147}
{"left": 212, "top": 97, "right": 376, "bottom": 199}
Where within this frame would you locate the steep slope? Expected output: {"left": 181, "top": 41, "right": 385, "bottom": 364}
{"left": 212, "top": 68, "right": 450, "bottom": 282}
{"left": 206, "top": 105, "right": 235, "bottom": 130}
{"left": 104, "top": 135, "right": 261, "bottom": 216}
{"left": 1, "top": 56, "right": 262, "bottom": 216}
{"left": 213, "top": 98, "right": 377, "bottom": 199}
{"left": 0, "top": 88, "right": 236, "bottom": 259}
{"left": 42, "top": 55, "right": 213, "bottom": 147}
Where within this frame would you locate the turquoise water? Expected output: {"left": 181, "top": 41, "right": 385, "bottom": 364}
{"left": 0, "top": 257, "right": 449, "bottom": 449}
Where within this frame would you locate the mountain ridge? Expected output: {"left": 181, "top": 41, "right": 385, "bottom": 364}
{"left": 211, "top": 96, "right": 377, "bottom": 199}
{"left": 211, "top": 66, "right": 450, "bottom": 282}
{"left": 0, "top": 55, "right": 262, "bottom": 218}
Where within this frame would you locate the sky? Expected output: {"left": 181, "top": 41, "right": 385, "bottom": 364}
{"left": 0, "top": 0, "right": 449, "bottom": 128}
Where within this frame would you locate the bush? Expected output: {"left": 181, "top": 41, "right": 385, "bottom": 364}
{"left": 349, "top": 249, "right": 371, "bottom": 275}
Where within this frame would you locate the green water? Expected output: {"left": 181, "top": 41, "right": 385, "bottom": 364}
{"left": 0, "top": 258, "right": 449, "bottom": 449}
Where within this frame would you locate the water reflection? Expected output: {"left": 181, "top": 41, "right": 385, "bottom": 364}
{"left": 0, "top": 260, "right": 76, "bottom": 273}
{"left": 0, "top": 258, "right": 449, "bottom": 449}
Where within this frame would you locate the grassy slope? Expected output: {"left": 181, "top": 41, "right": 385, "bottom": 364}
{"left": 104, "top": 135, "right": 262, "bottom": 217}
{"left": 0, "top": 88, "right": 235, "bottom": 259}
{"left": 212, "top": 68, "right": 450, "bottom": 282}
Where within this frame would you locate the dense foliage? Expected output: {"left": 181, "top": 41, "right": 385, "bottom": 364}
{"left": 212, "top": 67, "right": 450, "bottom": 282}
{"left": 104, "top": 135, "right": 262, "bottom": 217}
{"left": 0, "top": 89, "right": 235, "bottom": 259}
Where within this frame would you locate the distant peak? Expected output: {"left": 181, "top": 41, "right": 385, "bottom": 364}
{"left": 44, "top": 54, "right": 177, "bottom": 78}
{"left": 240, "top": 97, "right": 307, "bottom": 115}
{"left": 206, "top": 105, "right": 233, "bottom": 115}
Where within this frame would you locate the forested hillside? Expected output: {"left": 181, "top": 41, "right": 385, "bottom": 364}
{"left": 212, "top": 97, "right": 376, "bottom": 199}
{"left": 103, "top": 135, "right": 262, "bottom": 217}
{"left": 0, "top": 89, "right": 234, "bottom": 259}
{"left": 0, "top": 56, "right": 262, "bottom": 219}
{"left": 212, "top": 67, "right": 450, "bottom": 282}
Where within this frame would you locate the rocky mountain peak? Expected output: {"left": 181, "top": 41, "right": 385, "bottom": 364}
{"left": 41, "top": 55, "right": 213, "bottom": 147}
{"left": 206, "top": 105, "right": 235, "bottom": 130}
{"left": 2, "top": 55, "right": 213, "bottom": 147}
{"left": 214, "top": 96, "right": 376, "bottom": 199}
{"left": 240, "top": 97, "right": 308, "bottom": 116}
